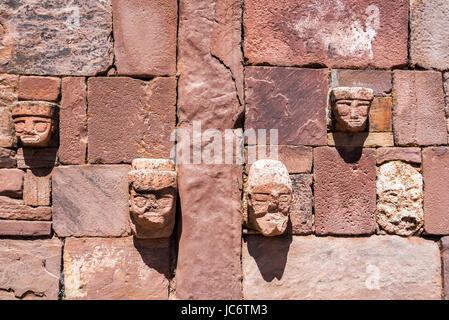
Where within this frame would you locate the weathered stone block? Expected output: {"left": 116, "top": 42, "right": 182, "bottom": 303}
{"left": 423, "top": 147, "right": 449, "bottom": 235}
{"left": 331, "top": 70, "right": 392, "bottom": 96}
{"left": 0, "top": 147, "right": 15, "bottom": 168}
{"left": 244, "top": 0, "right": 408, "bottom": 68}
{"left": 59, "top": 77, "right": 87, "bottom": 165}
{"left": 64, "top": 237, "right": 170, "bottom": 300}
{"left": 0, "top": 0, "right": 113, "bottom": 76}
{"left": 16, "top": 148, "right": 58, "bottom": 169}
{"left": 442, "top": 237, "right": 449, "bottom": 300}
{"left": 410, "top": 0, "right": 449, "bottom": 70}
{"left": 0, "top": 196, "right": 51, "bottom": 221}
{"left": 242, "top": 235, "right": 442, "bottom": 299}
{"left": 113, "top": 0, "right": 177, "bottom": 77}
{"left": 369, "top": 97, "right": 392, "bottom": 132}
{"left": 0, "top": 238, "right": 62, "bottom": 300}
{"left": 0, "top": 74, "right": 18, "bottom": 148}
{"left": 52, "top": 165, "right": 130, "bottom": 237}
{"left": 245, "top": 67, "right": 328, "bottom": 146}
{"left": 290, "top": 174, "right": 313, "bottom": 235}
{"left": 327, "top": 132, "right": 394, "bottom": 148}
{"left": 87, "top": 77, "right": 176, "bottom": 163}
{"left": 23, "top": 168, "right": 52, "bottom": 206}
{"left": 376, "top": 148, "right": 422, "bottom": 165}
{"left": 0, "top": 169, "right": 23, "bottom": 198}
{"left": 0, "top": 74, "right": 18, "bottom": 108}
{"left": 314, "top": 147, "right": 376, "bottom": 235}
{"left": 393, "top": 70, "right": 447, "bottom": 146}
{"left": 0, "top": 220, "right": 52, "bottom": 237}
{"left": 18, "top": 77, "right": 60, "bottom": 102}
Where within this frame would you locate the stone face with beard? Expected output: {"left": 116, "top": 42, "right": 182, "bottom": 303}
{"left": 129, "top": 159, "right": 177, "bottom": 239}
{"left": 247, "top": 159, "right": 292, "bottom": 236}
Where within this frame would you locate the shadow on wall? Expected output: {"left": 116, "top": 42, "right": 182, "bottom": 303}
{"left": 336, "top": 146, "right": 364, "bottom": 163}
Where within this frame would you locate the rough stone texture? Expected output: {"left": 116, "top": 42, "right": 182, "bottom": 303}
{"left": 64, "top": 237, "right": 170, "bottom": 300}
{"left": 176, "top": 164, "right": 242, "bottom": 299}
{"left": 52, "top": 165, "right": 130, "bottom": 237}
{"left": 376, "top": 148, "right": 422, "bottom": 165}
{"left": 178, "top": 0, "right": 243, "bottom": 130}
{"left": 290, "top": 174, "right": 313, "bottom": 235}
{"left": 423, "top": 147, "right": 449, "bottom": 235}
{"left": 59, "top": 77, "right": 87, "bottom": 165}
{"left": 242, "top": 235, "right": 442, "bottom": 300}
{"left": 18, "top": 77, "right": 60, "bottom": 102}
{"left": 0, "top": 74, "right": 18, "bottom": 148}
{"left": 87, "top": 77, "right": 176, "bottom": 163}
{"left": 442, "top": 236, "right": 449, "bottom": 300}
{"left": 0, "top": 0, "right": 113, "bottom": 76}
{"left": 393, "top": 70, "right": 447, "bottom": 146}
{"left": 23, "top": 168, "right": 52, "bottom": 206}
{"left": 112, "top": 0, "right": 177, "bottom": 77}
{"left": 0, "top": 238, "right": 62, "bottom": 300}
{"left": 331, "top": 70, "right": 392, "bottom": 96}
{"left": 376, "top": 161, "right": 423, "bottom": 236}
{"left": 327, "top": 132, "right": 394, "bottom": 147}
{"left": 246, "top": 145, "right": 312, "bottom": 174}
{"left": 314, "top": 147, "right": 376, "bottom": 235}
{"left": 0, "top": 147, "right": 15, "bottom": 168}
{"left": 0, "top": 169, "right": 23, "bottom": 198}
{"left": 410, "top": 0, "right": 449, "bottom": 70}
{"left": 0, "top": 196, "right": 51, "bottom": 221}
{"left": 0, "top": 220, "right": 52, "bottom": 237}
{"left": 244, "top": 0, "right": 408, "bottom": 68}
{"left": 369, "top": 97, "right": 392, "bottom": 132}
{"left": 16, "top": 148, "right": 58, "bottom": 169}
{"left": 0, "top": 74, "right": 18, "bottom": 108}
{"left": 245, "top": 67, "right": 327, "bottom": 146}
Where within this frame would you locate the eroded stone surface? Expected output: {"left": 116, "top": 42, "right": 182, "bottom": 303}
{"left": 331, "top": 70, "right": 392, "bottom": 96}
{"left": 64, "top": 237, "right": 170, "bottom": 300}
{"left": 0, "top": 0, "right": 113, "bottom": 76}
{"left": 0, "top": 147, "right": 15, "bottom": 168}
{"left": 376, "top": 161, "right": 423, "bottom": 236}
{"left": 242, "top": 235, "right": 442, "bottom": 299}
{"left": 0, "top": 74, "right": 18, "bottom": 148}
{"left": 0, "top": 196, "right": 51, "bottom": 221}
{"left": 376, "top": 148, "right": 422, "bottom": 165}
{"left": 52, "top": 165, "right": 130, "bottom": 237}
{"left": 244, "top": 0, "right": 408, "bottom": 68}
{"left": 0, "top": 169, "right": 23, "bottom": 198}
{"left": 290, "top": 174, "right": 313, "bottom": 235}
{"left": 0, "top": 220, "right": 52, "bottom": 237}
{"left": 18, "top": 77, "right": 60, "bottom": 102}
{"left": 23, "top": 168, "right": 52, "bottom": 206}
{"left": 0, "top": 238, "right": 62, "bottom": 300}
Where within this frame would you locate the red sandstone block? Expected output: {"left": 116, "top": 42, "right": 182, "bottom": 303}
{"left": 0, "top": 220, "right": 52, "bottom": 237}
{"left": 18, "top": 76, "right": 60, "bottom": 101}
{"left": 244, "top": 0, "right": 408, "bottom": 68}
{"left": 113, "top": 0, "right": 177, "bottom": 77}
{"left": 0, "top": 169, "right": 23, "bottom": 198}
{"left": 23, "top": 168, "right": 52, "bottom": 206}
{"left": 0, "top": 147, "right": 16, "bottom": 168}
{"left": 0, "top": 196, "right": 51, "bottom": 221}
{"left": 369, "top": 97, "right": 392, "bottom": 132}
{"left": 423, "top": 147, "right": 449, "bottom": 235}
{"left": 376, "top": 147, "right": 422, "bottom": 165}
{"left": 314, "top": 146, "right": 376, "bottom": 235}
{"left": 332, "top": 70, "right": 392, "bottom": 96}
{"left": 290, "top": 174, "right": 313, "bottom": 235}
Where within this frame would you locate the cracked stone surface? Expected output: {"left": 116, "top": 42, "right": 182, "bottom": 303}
{"left": 0, "top": 238, "right": 62, "bottom": 300}
{"left": 0, "top": 0, "right": 113, "bottom": 76}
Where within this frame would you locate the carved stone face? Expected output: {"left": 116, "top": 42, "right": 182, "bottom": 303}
{"left": 331, "top": 87, "right": 374, "bottom": 133}
{"left": 376, "top": 161, "right": 423, "bottom": 236}
{"left": 247, "top": 159, "right": 292, "bottom": 236}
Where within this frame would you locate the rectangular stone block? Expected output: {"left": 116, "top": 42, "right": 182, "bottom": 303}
{"left": 0, "top": 169, "right": 23, "bottom": 198}
{"left": 23, "top": 168, "right": 52, "bottom": 206}
{"left": 52, "top": 165, "right": 130, "bottom": 237}
{"left": 376, "top": 147, "right": 422, "bottom": 165}
{"left": 0, "top": 196, "right": 51, "bottom": 221}
{"left": 59, "top": 77, "right": 87, "bottom": 165}
{"left": 87, "top": 77, "right": 176, "bottom": 163}
{"left": 113, "top": 0, "right": 177, "bottom": 77}
{"left": 369, "top": 97, "right": 392, "bottom": 132}
{"left": 18, "top": 76, "right": 61, "bottom": 101}
{"left": 331, "top": 70, "right": 392, "bottom": 96}
{"left": 0, "top": 147, "right": 16, "bottom": 168}
{"left": 327, "top": 132, "right": 394, "bottom": 147}
{"left": 0, "top": 220, "right": 52, "bottom": 237}
{"left": 423, "top": 147, "right": 449, "bottom": 235}
{"left": 244, "top": 0, "right": 408, "bottom": 68}
{"left": 242, "top": 235, "right": 442, "bottom": 300}
{"left": 16, "top": 148, "right": 58, "bottom": 169}
{"left": 314, "top": 147, "right": 376, "bottom": 235}
{"left": 290, "top": 174, "right": 313, "bottom": 235}
{"left": 64, "top": 237, "right": 170, "bottom": 300}
{"left": 176, "top": 164, "right": 242, "bottom": 299}
{"left": 0, "top": 74, "right": 18, "bottom": 147}
{"left": 393, "top": 70, "right": 447, "bottom": 146}
{"left": 0, "top": 238, "right": 62, "bottom": 300}
{"left": 0, "top": 0, "right": 113, "bottom": 76}
{"left": 245, "top": 67, "right": 328, "bottom": 146}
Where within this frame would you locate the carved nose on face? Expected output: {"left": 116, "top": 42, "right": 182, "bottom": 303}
{"left": 350, "top": 107, "right": 358, "bottom": 119}
{"left": 24, "top": 119, "right": 35, "bottom": 134}
{"left": 268, "top": 198, "right": 279, "bottom": 211}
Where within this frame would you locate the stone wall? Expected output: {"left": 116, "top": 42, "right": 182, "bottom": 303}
{"left": 0, "top": 0, "right": 449, "bottom": 300}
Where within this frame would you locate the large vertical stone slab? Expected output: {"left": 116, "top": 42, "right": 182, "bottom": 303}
{"left": 243, "top": 235, "right": 442, "bottom": 300}
{"left": 64, "top": 237, "right": 170, "bottom": 300}
{"left": 393, "top": 70, "right": 447, "bottom": 146}
{"left": 176, "top": 164, "right": 242, "bottom": 299}
{"left": 290, "top": 174, "right": 313, "bottom": 235}
{"left": 314, "top": 147, "right": 376, "bottom": 235}
{"left": 52, "top": 165, "right": 130, "bottom": 237}
{"left": 0, "top": 0, "right": 113, "bottom": 76}
{"left": 0, "top": 238, "right": 62, "bottom": 300}
{"left": 244, "top": 0, "right": 408, "bottom": 68}
{"left": 112, "top": 0, "right": 177, "bottom": 77}
{"left": 0, "top": 74, "right": 18, "bottom": 148}
{"left": 423, "top": 147, "right": 449, "bottom": 235}
{"left": 410, "top": 0, "right": 449, "bottom": 70}
{"left": 245, "top": 67, "right": 328, "bottom": 146}
{"left": 87, "top": 77, "right": 176, "bottom": 163}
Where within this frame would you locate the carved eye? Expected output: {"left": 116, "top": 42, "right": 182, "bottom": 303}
{"left": 157, "top": 195, "right": 173, "bottom": 207}
{"left": 133, "top": 196, "right": 148, "bottom": 208}
{"left": 279, "top": 194, "right": 290, "bottom": 202}
{"left": 14, "top": 121, "right": 25, "bottom": 133}
{"left": 336, "top": 105, "right": 349, "bottom": 116}
{"left": 34, "top": 122, "right": 49, "bottom": 133}
{"left": 253, "top": 193, "right": 269, "bottom": 202}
